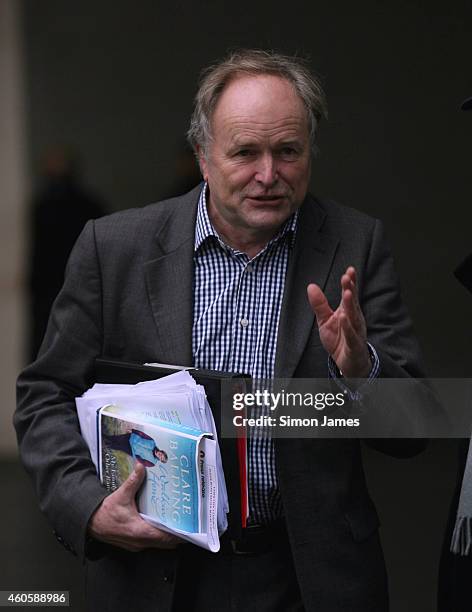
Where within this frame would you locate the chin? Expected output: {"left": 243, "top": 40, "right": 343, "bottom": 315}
{"left": 246, "top": 209, "right": 292, "bottom": 230}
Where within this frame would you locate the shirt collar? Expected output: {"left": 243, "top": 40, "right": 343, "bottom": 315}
{"left": 194, "top": 182, "right": 299, "bottom": 253}
{"left": 194, "top": 182, "right": 220, "bottom": 251}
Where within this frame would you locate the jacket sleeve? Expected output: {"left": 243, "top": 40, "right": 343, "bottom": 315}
{"left": 15, "top": 219, "right": 109, "bottom": 560}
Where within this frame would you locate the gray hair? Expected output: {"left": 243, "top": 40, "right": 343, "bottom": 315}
{"left": 187, "top": 49, "right": 328, "bottom": 157}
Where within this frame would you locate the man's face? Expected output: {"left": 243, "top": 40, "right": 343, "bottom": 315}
{"left": 198, "top": 74, "right": 311, "bottom": 249}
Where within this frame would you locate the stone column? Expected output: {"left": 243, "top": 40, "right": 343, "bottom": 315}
{"left": 0, "top": 0, "right": 28, "bottom": 456}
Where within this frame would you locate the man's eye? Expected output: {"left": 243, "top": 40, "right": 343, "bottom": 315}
{"left": 235, "top": 149, "right": 254, "bottom": 158}
{"left": 279, "top": 147, "right": 298, "bottom": 159}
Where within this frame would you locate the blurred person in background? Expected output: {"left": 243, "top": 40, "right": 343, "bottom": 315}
{"left": 28, "top": 146, "right": 106, "bottom": 359}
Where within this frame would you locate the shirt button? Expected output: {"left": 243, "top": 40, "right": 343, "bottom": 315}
{"left": 246, "top": 264, "right": 253, "bottom": 273}
{"left": 240, "top": 318, "right": 249, "bottom": 328}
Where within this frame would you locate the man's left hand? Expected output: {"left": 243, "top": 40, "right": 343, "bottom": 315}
{"left": 307, "top": 266, "right": 371, "bottom": 378}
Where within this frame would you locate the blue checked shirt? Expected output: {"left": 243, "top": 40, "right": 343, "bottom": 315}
{"left": 192, "top": 185, "right": 297, "bottom": 523}
{"left": 192, "top": 184, "right": 379, "bottom": 524}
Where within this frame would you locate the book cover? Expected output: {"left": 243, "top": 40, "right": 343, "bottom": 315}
{"left": 99, "top": 406, "right": 206, "bottom": 534}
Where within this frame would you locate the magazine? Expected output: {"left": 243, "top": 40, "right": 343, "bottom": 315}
{"left": 76, "top": 371, "right": 227, "bottom": 552}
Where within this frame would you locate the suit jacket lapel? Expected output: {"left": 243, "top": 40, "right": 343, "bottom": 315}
{"left": 275, "top": 196, "right": 339, "bottom": 378}
{"left": 144, "top": 187, "right": 201, "bottom": 366}
{"left": 143, "top": 188, "right": 339, "bottom": 374}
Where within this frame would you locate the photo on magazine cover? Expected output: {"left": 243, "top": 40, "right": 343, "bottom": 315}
{"left": 99, "top": 408, "right": 202, "bottom": 534}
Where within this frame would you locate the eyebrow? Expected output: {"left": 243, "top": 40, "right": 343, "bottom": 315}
{"left": 230, "top": 137, "right": 304, "bottom": 148}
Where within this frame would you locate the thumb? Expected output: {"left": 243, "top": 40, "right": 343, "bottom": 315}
{"left": 307, "top": 283, "right": 333, "bottom": 326}
{"left": 117, "top": 462, "right": 146, "bottom": 502}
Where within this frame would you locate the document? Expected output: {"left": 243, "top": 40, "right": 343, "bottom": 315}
{"left": 76, "top": 370, "right": 228, "bottom": 552}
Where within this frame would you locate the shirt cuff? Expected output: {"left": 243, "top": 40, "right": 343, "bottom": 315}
{"left": 328, "top": 342, "right": 380, "bottom": 400}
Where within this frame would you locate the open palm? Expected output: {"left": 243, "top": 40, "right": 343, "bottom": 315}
{"left": 307, "top": 267, "right": 370, "bottom": 378}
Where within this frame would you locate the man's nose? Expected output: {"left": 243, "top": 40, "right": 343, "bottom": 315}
{"left": 254, "top": 154, "right": 278, "bottom": 186}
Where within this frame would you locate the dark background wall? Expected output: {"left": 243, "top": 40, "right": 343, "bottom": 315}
{"left": 13, "top": 0, "right": 472, "bottom": 609}
{"left": 21, "top": 0, "right": 472, "bottom": 378}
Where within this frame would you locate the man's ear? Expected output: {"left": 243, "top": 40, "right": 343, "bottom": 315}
{"left": 196, "top": 144, "right": 208, "bottom": 181}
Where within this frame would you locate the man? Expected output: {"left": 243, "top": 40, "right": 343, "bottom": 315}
{"left": 28, "top": 146, "right": 106, "bottom": 359}
{"left": 102, "top": 429, "right": 169, "bottom": 467}
{"left": 15, "top": 50, "right": 425, "bottom": 611}
{"left": 438, "top": 94, "right": 472, "bottom": 612}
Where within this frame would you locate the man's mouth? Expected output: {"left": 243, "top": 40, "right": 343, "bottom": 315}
{"left": 247, "top": 195, "right": 286, "bottom": 203}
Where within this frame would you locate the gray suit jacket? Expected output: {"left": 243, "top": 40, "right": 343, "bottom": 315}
{"left": 15, "top": 185, "right": 425, "bottom": 611}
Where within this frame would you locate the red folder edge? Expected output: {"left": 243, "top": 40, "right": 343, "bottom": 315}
{"left": 236, "top": 433, "right": 248, "bottom": 528}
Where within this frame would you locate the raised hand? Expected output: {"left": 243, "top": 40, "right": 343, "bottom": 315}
{"left": 307, "top": 266, "right": 371, "bottom": 378}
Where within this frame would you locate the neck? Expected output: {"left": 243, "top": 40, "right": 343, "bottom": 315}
{"left": 212, "top": 218, "right": 278, "bottom": 259}
{"left": 207, "top": 201, "right": 281, "bottom": 259}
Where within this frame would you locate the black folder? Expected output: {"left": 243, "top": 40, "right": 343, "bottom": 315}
{"left": 94, "top": 357, "right": 248, "bottom": 540}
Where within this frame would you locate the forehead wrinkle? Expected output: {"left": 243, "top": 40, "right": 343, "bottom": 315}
{"left": 221, "top": 115, "right": 308, "bottom": 143}
{"left": 221, "top": 114, "right": 305, "bottom": 128}
{"left": 229, "top": 131, "right": 305, "bottom": 148}
{"left": 210, "top": 75, "right": 310, "bottom": 147}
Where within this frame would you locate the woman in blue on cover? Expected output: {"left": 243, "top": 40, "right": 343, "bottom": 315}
{"left": 103, "top": 428, "right": 168, "bottom": 467}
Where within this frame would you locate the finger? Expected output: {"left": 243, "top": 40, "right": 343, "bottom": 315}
{"left": 346, "top": 266, "right": 357, "bottom": 284}
{"left": 339, "top": 310, "right": 363, "bottom": 349}
{"left": 307, "top": 284, "right": 333, "bottom": 326}
{"left": 341, "top": 288, "right": 361, "bottom": 329}
{"left": 147, "top": 530, "right": 182, "bottom": 550}
{"left": 341, "top": 274, "right": 362, "bottom": 325}
{"left": 347, "top": 267, "right": 359, "bottom": 304}
{"left": 135, "top": 521, "right": 178, "bottom": 542}
{"left": 116, "top": 462, "right": 146, "bottom": 502}
{"left": 120, "top": 522, "right": 182, "bottom": 551}
{"left": 341, "top": 267, "right": 357, "bottom": 298}
{"left": 340, "top": 273, "right": 354, "bottom": 299}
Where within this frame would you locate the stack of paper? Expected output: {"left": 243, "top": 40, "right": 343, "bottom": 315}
{"left": 76, "top": 370, "right": 228, "bottom": 552}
